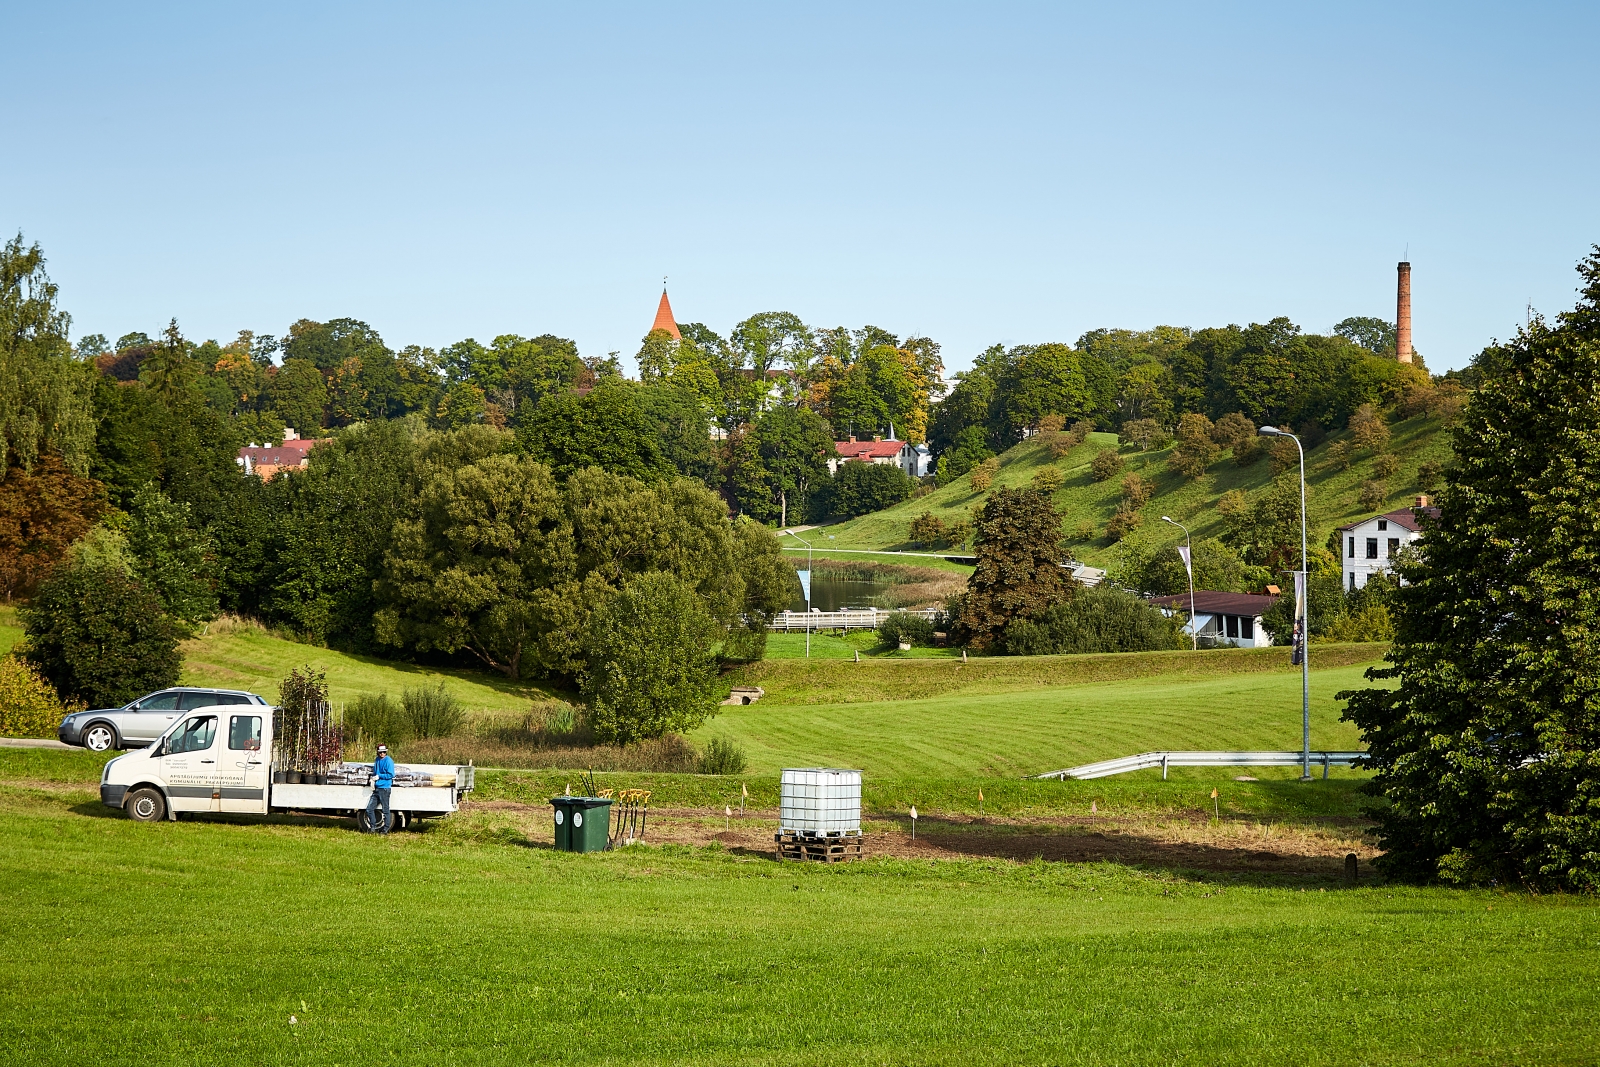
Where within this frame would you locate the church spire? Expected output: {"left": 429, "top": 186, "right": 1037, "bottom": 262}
{"left": 651, "top": 283, "right": 681, "bottom": 340}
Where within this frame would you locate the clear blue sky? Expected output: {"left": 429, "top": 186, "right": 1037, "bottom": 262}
{"left": 6, "top": 2, "right": 1597, "bottom": 374}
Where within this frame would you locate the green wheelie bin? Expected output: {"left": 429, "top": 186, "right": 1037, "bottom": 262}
{"left": 550, "top": 796, "right": 613, "bottom": 852}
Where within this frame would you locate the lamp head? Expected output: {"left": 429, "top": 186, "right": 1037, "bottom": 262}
{"left": 1161, "top": 515, "right": 1175, "bottom": 524}
{"left": 1258, "top": 425, "right": 1287, "bottom": 437}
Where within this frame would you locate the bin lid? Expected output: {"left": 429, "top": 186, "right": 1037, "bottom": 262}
{"left": 550, "top": 796, "right": 613, "bottom": 807}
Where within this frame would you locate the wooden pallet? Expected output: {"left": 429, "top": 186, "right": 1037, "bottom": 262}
{"left": 775, "top": 830, "right": 864, "bottom": 863}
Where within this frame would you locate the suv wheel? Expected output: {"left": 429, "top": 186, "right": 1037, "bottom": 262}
{"left": 83, "top": 723, "right": 117, "bottom": 752}
{"left": 127, "top": 788, "right": 166, "bottom": 822}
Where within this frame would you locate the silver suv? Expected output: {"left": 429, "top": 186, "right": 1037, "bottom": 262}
{"left": 59, "top": 688, "right": 269, "bottom": 752}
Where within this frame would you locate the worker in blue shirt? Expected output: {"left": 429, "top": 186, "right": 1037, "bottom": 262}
{"left": 366, "top": 743, "right": 395, "bottom": 834}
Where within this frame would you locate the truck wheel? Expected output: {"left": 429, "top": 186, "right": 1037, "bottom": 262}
{"left": 83, "top": 723, "right": 118, "bottom": 752}
{"left": 392, "top": 811, "right": 410, "bottom": 831}
{"left": 127, "top": 788, "right": 166, "bottom": 822}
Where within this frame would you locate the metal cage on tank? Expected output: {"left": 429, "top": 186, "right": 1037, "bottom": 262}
{"left": 777, "top": 768, "right": 863, "bottom": 861}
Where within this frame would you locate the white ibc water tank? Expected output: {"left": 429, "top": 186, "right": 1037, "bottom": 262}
{"left": 779, "top": 768, "right": 862, "bottom": 834}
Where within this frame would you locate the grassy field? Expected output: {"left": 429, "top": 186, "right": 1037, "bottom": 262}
{"left": 820, "top": 414, "right": 1453, "bottom": 566}
{"left": 3, "top": 767, "right": 1597, "bottom": 1066}
{"left": 178, "top": 620, "right": 555, "bottom": 712}
{"left": 701, "top": 655, "right": 1380, "bottom": 779}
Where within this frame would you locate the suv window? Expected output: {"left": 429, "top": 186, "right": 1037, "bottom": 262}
{"left": 137, "top": 693, "right": 181, "bottom": 711}
{"left": 169, "top": 716, "right": 217, "bottom": 755}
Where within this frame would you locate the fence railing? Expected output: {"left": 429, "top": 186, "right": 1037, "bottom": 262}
{"left": 767, "top": 608, "right": 940, "bottom": 632}
{"left": 1029, "top": 750, "right": 1369, "bottom": 781}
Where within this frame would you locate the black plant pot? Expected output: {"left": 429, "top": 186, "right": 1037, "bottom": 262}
{"left": 286, "top": 771, "right": 302, "bottom": 784}
{"left": 272, "top": 770, "right": 286, "bottom": 784}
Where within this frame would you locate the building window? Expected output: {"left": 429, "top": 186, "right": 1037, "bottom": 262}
{"left": 1378, "top": 519, "right": 1388, "bottom": 531}
{"left": 1225, "top": 615, "right": 1239, "bottom": 639}
{"left": 1366, "top": 538, "right": 1379, "bottom": 559}
{"left": 1387, "top": 538, "right": 1399, "bottom": 557}
{"left": 1241, "top": 616, "right": 1254, "bottom": 640}
{"left": 1348, "top": 537, "right": 1355, "bottom": 558}
{"left": 1348, "top": 572, "right": 1356, "bottom": 592}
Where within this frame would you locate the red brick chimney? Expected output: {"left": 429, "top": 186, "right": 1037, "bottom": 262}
{"left": 1396, "top": 261, "right": 1413, "bottom": 364}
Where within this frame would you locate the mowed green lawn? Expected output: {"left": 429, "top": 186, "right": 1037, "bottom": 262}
{"left": 3, "top": 780, "right": 1597, "bottom": 1066}
{"left": 698, "top": 660, "right": 1377, "bottom": 778}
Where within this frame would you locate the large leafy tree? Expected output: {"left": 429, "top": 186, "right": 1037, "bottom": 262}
{"left": 0, "top": 453, "right": 107, "bottom": 600}
{"left": 822, "top": 460, "right": 915, "bottom": 519}
{"left": 375, "top": 460, "right": 750, "bottom": 681}
{"left": 1342, "top": 248, "right": 1600, "bottom": 890}
{"left": 21, "top": 560, "right": 181, "bottom": 707}
{"left": 517, "top": 377, "right": 676, "bottom": 482}
{"left": 125, "top": 484, "right": 218, "bottom": 626}
{"left": 730, "top": 405, "right": 835, "bottom": 525}
{"left": 582, "top": 571, "right": 721, "bottom": 744}
{"left": 0, "top": 235, "right": 97, "bottom": 476}
{"left": 954, "top": 487, "right": 1073, "bottom": 649}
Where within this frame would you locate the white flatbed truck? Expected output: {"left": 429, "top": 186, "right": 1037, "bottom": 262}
{"left": 98, "top": 703, "right": 474, "bottom": 829}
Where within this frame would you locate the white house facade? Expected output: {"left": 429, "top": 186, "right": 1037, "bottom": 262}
{"left": 1337, "top": 498, "right": 1439, "bottom": 591}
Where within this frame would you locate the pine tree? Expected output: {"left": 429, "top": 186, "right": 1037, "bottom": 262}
{"left": 1341, "top": 247, "right": 1600, "bottom": 889}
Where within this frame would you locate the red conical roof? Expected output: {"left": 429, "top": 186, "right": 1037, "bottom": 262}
{"left": 651, "top": 288, "right": 681, "bottom": 339}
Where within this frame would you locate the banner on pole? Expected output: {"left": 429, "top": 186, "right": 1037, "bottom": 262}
{"left": 1176, "top": 545, "right": 1192, "bottom": 570}
{"left": 796, "top": 569, "right": 811, "bottom": 601}
{"left": 1291, "top": 570, "right": 1307, "bottom": 666}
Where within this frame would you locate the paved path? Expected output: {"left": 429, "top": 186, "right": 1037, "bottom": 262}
{"left": 0, "top": 737, "right": 73, "bottom": 750}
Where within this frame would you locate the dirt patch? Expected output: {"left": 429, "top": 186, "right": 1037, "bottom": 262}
{"left": 457, "top": 800, "right": 1376, "bottom": 877}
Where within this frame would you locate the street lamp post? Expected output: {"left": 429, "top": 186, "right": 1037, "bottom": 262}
{"left": 782, "top": 529, "right": 814, "bottom": 658}
{"left": 1259, "top": 425, "right": 1311, "bottom": 780}
{"left": 1160, "top": 515, "right": 1197, "bottom": 651}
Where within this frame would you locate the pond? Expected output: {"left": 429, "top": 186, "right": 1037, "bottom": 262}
{"left": 787, "top": 574, "right": 897, "bottom": 612}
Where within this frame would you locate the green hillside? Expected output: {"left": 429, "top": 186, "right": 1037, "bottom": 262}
{"left": 823, "top": 413, "right": 1453, "bottom": 568}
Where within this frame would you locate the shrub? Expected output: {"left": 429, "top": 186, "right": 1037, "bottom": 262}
{"left": 1119, "top": 418, "right": 1166, "bottom": 452}
{"left": 969, "top": 457, "right": 998, "bottom": 492}
{"left": 1031, "top": 466, "right": 1063, "bottom": 492}
{"left": 1321, "top": 602, "right": 1395, "bottom": 642}
{"left": 1358, "top": 479, "right": 1388, "bottom": 512}
{"left": 1089, "top": 449, "right": 1123, "bottom": 482}
{"left": 1211, "top": 412, "right": 1256, "bottom": 451}
{"left": 1372, "top": 452, "right": 1401, "bottom": 479}
{"left": 20, "top": 562, "right": 181, "bottom": 707}
{"left": 1350, "top": 403, "right": 1391, "bottom": 452}
{"left": 826, "top": 460, "right": 916, "bottom": 517}
{"left": 1167, "top": 413, "right": 1217, "bottom": 479}
{"left": 346, "top": 692, "right": 411, "bottom": 745}
{"left": 0, "top": 655, "right": 78, "bottom": 738}
{"left": 877, "top": 611, "right": 937, "bottom": 648}
{"left": 1231, "top": 436, "right": 1263, "bottom": 466}
{"left": 1036, "top": 414, "right": 1066, "bottom": 433}
{"left": 1104, "top": 504, "right": 1143, "bottom": 542}
{"left": 696, "top": 737, "right": 748, "bottom": 775}
{"left": 1417, "top": 460, "right": 1444, "bottom": 491}
{"left": 1326, "top": 440, "right": 1353, "bottom": 471}
{"left": 1120, "top": 472, "right": 1154, "bottom": 509}
{"left": 402, "top": 683, "right": 466, "bottom": 740}
{"left": 1268, "top": 436, "right": 1300, "bottom": 476}
{"left": 583, "top": 571, "right": 720, "bottom": 745}
{"left": 1046, "top": 434, "right": 1076, "bottom": 459}
{"left": 1069, "top": 419, "right": 1096, "bottom": 442}
{"left": 908, "top": 511, "right": 948, "bottom": 548}
{"left": 1003, "top": 585, "right": 1184, "bottom": 655}
{"left": 1070, "top": 519, "right": 1098, "bottom": 543}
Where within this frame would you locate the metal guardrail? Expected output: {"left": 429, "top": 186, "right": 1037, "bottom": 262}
{"left": 768, "top": 608, "right": 940, "bottom": 632}
{"left": 1030, "top": 750, "right": 1369, "bottom": 781}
